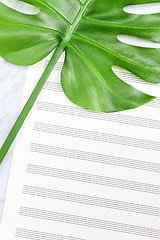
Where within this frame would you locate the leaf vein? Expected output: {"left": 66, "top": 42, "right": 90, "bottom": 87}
{"left": 35, "top": 0, "right": 70, "bottom": 25}
{"left": 0, "top": 20, "right": 64, "bottom": 37}
{"left": 68, "top": 42, "right": 115, "bottom": 92}
{"left": 72, "top": 33, "right": 153, "bottom": 74}
{"left": 82, "top": 17, "right": 160, "bottom": 29}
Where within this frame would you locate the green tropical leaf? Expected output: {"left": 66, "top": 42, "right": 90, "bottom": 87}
{"left": 1, "top": 0, "right": 160, "bottom": 112}
{"left": 0, "top": 0, "right": 160, "bottom": 163}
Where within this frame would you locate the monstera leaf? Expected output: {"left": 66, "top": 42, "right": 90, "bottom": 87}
{"left": 0, "top": 0, "right": 160, "bottom": 162}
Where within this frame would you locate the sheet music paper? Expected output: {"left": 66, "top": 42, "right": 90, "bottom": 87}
{"left": 1, "top": 46, "right": 160, "bottom": 240}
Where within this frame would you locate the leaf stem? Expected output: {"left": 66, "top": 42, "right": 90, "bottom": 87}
{"left": 0, "top": 42, "right": 65, "bottom": 164}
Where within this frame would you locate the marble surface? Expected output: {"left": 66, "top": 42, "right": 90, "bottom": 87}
{"left": 0, "top": 0, "right": 37, "bottom": 223}
{"left": 0, "top": 57, "right": 27, "bottom": 221}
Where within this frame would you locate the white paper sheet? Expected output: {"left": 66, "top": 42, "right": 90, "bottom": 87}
{"left": 1, "top": 52, "right": 160, "bottom": 240}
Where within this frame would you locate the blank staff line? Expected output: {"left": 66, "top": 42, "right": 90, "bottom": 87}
{"left": 26, "top": 164, "right": 160, "bottom": 195}
{"left": 19, "top": 207, "right": 160, "bottom": 239}
{"left": 16, "top": 228, "right": 85, "bottom": 240}
{"left": 30, "top": 143, "right": 160, "bottom": 173}
{"left": 40, "top": 81, "right": 160, "bottom": 108}
{"left": 37, "top": 101, "right": 160, "bottom": 129}
{"left": 147, "top": 100, "right": 160, "bottom": 108}
{"left": 23, "top": 185, "right": 160, "bottom": 217}
{"left": 43, "top": 82, "right": 63, "bottom": 92}
{"left": 33, "top": 122, "right": 160, "bottom": 151}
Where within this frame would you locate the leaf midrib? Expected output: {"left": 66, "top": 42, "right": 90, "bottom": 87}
{"left": 61, "top": 0, "right": 92, "bottom": 45}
